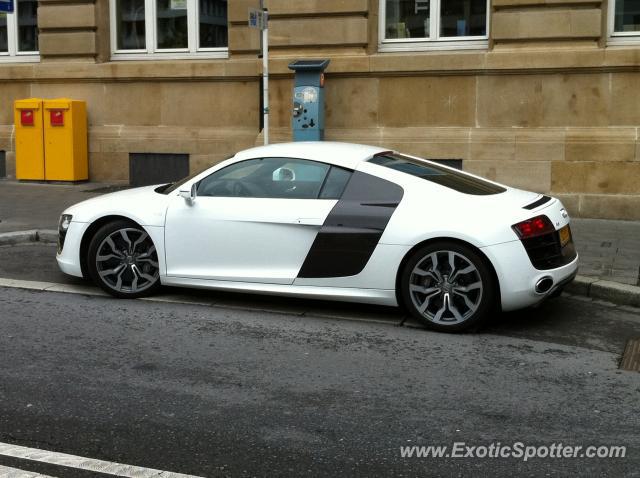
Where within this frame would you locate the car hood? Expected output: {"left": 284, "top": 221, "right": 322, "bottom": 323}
{"left": 63, "top": 185, "right": 171, "bottom": 227}
{"left": 497, "top": 187, "right": 541, "bottom": 207}
{"left": 385, "top": 179, "right": 563, "bottom": 248}
{"left": 454, "top": 185, "right": 557, "bottom": 223}
{"left": 462, "top": 186, "right": 564, "bottom": 243}
{"left": 477, "top": 185, "right": 553, "bottom": 211}
{"left": 475, "top": 186, "right": 548, "bottom": 212}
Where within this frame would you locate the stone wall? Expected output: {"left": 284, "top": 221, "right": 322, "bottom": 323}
{"left": 0, "top": 60, "right": 261, "bottom": 182}
{"left": 0, "top": 0, "right": 638, "bottom": 219}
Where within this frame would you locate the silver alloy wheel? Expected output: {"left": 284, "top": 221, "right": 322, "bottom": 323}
{"left": 95, "top": 228, "right": 159, "bottom": 294}
{"left": 409, "top": 250, "right": 483, "bottom": 325}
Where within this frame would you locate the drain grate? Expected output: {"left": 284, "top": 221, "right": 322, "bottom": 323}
{"left": 620, "top": 338, "right": 640, "bottom": 372}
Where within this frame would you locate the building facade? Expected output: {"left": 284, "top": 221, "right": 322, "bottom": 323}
{"left": 1, "top": 0, "right": 640, "bottom": 219}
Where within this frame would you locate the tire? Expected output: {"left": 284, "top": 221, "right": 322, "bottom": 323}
{"left": 87, "top": 220, "right": 161, "bottom": 299}
{"left": 399, "top": 241, "right": 496, "bottom": 333}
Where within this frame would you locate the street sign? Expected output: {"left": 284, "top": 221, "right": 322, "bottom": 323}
{"left": 248, "top": 7, "right": 267, "bottom": 30}
{"left": 249, "top": 4, "right": 270, "bottom": 145}
{"left": 0, "top": 0, "right": 13, "bottom": 13}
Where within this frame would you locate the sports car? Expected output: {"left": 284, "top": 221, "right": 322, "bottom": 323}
{"left": 56, "top": 142, "right": 578, "bottom": 332}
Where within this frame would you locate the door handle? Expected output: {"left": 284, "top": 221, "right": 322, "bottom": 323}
{"left": 296, "top": 218, "right": 323, "bottom": 226}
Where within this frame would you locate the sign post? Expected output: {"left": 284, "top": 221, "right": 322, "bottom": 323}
{"left": 0, "top": 0, "right": 14, "bottom": 12}
{"left": 249, "top": 3, "right": 269, "bottom": 145}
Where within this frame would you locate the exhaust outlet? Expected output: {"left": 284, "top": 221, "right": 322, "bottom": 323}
{"left": 535, "top": 276, "right": 554, "bottom": 294}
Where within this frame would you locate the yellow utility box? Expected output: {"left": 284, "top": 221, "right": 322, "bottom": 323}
{"left": 43, "top": 98, "right": 88, "bottom": 181}
{"left": 14, "top": 98, "right": 45, "bottom": 180}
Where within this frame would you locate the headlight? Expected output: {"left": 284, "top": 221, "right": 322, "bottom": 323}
{"left": 59, "top": 214, "right": 73, "bottom": 231}
{"left": 57, "top": 214, "right": 73, "bottom": 253}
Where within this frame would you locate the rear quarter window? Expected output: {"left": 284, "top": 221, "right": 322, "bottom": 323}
{"left": 369, "top": 154, "right": 506, "bottom": 196}
{"left": 319, "top": 166, "right": 352, "bottom": 199}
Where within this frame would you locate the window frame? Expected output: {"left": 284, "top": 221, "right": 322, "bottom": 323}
{"left": 607, "top": 0, "right": 640, "bottom": 45}
{"left": 196, "top": 157, "right": 353, "bottom": 200}
{"left": 109, "top": 0, "right": 228, "bottom": 60}
{"left": 0, "top": 0, "right": 40, "bottom": 63}
{"left": 378, "top": 0, "right": 490, "bottom": 52}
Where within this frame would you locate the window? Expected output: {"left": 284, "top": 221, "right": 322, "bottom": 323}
{"left": 380, "top": 0, "right": 489, "bottom": 52}
{"left": 369, "top": 153, "right": 506, "bottom": 195}
{"left": 0, "top": 0, "right": 39, "bottom": 61}
{"left": 110, "top": 0, "right": 228, "bottom": 59}
{"left": 197, "top": 158, "right": 349, "bottom": 200}
{"left": 609, "top": 0, "right": 640, "bottom": 44}
{"left": 319, "top": 166, "right": 352, "bottom": 199}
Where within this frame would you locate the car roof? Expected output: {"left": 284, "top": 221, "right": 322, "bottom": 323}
{"left": 233, "top": 141, "right": 389, "bottom": 170}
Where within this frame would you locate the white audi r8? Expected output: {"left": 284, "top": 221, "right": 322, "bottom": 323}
{"left": 56, "top": 142, "right": 578, "bottom": 332}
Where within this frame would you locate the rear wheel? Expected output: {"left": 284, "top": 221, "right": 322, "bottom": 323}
{"left": 87, "top": 220, "right": 161, "bottom": 298}
{"left": 400, "top": 241, "right": 496, "bottom": 332}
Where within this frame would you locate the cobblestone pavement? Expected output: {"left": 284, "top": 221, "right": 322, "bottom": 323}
{"left": 571, "top": 219, "right": 640, "bottom": 286}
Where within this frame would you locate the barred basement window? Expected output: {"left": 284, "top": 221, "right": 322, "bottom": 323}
{"left": 110, "top": 0, "right": 228, "bottom": 59}
{"left": 0, "top": 0, "right": 39, "bottom": 62}
{"left": 379, "top": 0, "right": 489, "bottom": 52}
{"left": 609, "top": 0, "right": 640, "bottom": 44}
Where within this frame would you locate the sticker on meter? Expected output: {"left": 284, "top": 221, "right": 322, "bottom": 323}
{"left": 301, "top": 87, "right": 318, "bottom": 103}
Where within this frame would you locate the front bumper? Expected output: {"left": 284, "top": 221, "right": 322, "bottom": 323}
{"left": 56, "top": 221, "right": 88, "bottom": 278}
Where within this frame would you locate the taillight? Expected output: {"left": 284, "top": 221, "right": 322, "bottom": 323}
{"left": 512, "top": 215, "right": 555, "bottom": 239}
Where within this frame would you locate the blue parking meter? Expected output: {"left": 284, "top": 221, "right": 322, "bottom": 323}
{"left": 288, "top": 59, "right": 330, "bottom": 142}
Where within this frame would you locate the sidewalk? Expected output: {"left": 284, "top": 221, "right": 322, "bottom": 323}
{"left": 0, "top": 179, "right": 638, "bottom": 289}
{"left": 0, "top": 180, "right": 113, "bottom": 233}
{"left": 571, "top": 219, "right": 640, "bottom": 287}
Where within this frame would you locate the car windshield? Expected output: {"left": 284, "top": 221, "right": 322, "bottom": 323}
{"left": 368, "top": 153, "right": 506, "bottom": 196}
{"left": 155, "top": 161, "right": 231, "bottom": 194}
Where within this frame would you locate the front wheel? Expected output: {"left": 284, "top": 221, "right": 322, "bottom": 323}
{"left": 87, "top": 220, "right": 161, "bottom": 299}
{"left": 400, "top": 242, "right": 496, "bottom": 332}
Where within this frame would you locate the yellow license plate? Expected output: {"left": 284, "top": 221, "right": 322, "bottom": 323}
{"left": 559, "top": 225, "right": 571, "bottom": 246}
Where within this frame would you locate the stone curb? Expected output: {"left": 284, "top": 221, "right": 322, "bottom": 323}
{"left": 565, "top": 276, "right": 640, "bottom": 309}
{"left": 0, "top": 229, "right": 58, "bottom": 247}
{"left": 0, "top": 229, "right": 639, "bottom": 309}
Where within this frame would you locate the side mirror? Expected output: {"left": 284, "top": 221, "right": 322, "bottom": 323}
{"left": 179, "top": 183, "right": 197, "bottom": 204}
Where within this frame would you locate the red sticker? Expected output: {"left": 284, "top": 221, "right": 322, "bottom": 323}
{"left": 20, "top": 110, "right": 34, "bottom": 126}
{"left": 50, "top": 110, "right": 64, "bottom": 126}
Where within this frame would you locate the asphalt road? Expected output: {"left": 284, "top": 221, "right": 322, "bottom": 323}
{"left": 0, "top": 279, "right": 639, "bottom": 477}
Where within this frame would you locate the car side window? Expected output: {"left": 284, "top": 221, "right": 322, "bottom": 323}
{"left": 197, "top": 157, "right": 332, "bottom": 199}
{"left": 319, "top": 166, "right": 352, "bottom": 199}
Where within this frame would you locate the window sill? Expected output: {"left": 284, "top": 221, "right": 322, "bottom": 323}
{"left": 607, "top": 35, "right": 640, "bottom": 47}
{"left": 110, "top": 50, "right": 229, "bottom": 61}
{"left": 0, "top": 54, "right": 40, "bottom": 63}
{"left": 378, "top": 40, "right": 489, "bottom": 53}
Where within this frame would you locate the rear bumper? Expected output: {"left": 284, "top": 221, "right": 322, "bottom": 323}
{"left": 481, "top": 239, "right": 579, "bottom": 312}
{"left": 547, "top": 269, "right": 578, "bottom": 296}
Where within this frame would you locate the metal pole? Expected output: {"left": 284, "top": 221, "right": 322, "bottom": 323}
{"left": 261, "top": 2, "right": 269, "bottom": 145}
